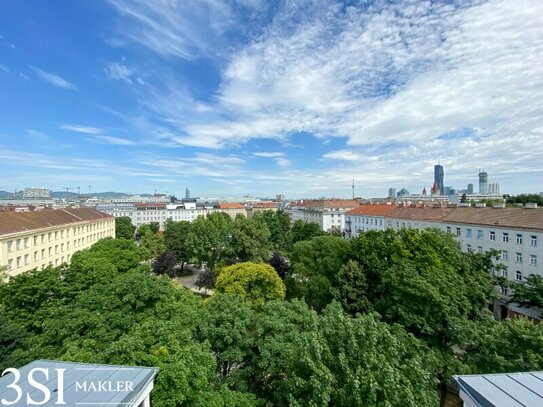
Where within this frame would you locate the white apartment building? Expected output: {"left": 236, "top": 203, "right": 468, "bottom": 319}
{"left": 344, "top": 205, "right": 397, "bottom": 238}
{"left": 286, "top": 200, "right": 359, "bottom": 232}
{"left": 383, "top": 206, "right": 543, "bottom": 288}
{"left": 0, "top": 207, "right": 115, "bottom": 278}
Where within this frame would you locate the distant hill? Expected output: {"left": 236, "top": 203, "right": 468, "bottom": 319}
{"left": 0, "top": 190, "right": 130, "bottom": 200}
{"left": 0, "top": 190, "right": 22, "bottom": 199}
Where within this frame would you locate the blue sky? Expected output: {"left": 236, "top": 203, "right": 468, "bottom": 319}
{"left": 1, "top": 0, "right": 542, "bottom": 198}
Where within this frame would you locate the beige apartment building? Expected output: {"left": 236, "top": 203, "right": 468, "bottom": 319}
{"left": 0, "top": 207, "right": 115, "bottom": 278}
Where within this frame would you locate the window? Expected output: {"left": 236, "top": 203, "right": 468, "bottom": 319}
{"left": 502, "top": 269, "right": 508, "bottom": 278}
{"left": 500, "top": 286, "right": 508, "bottom": 295}
{"left": 41, "top": 249, "right": 45, "bottom": 259}
{"left": 531, "top": 235, "right": 537, "bottom": 247}
{"left": 41, "top": 234, "right": 45, "bottom": 243}
{"left": 515, "top": 252, "right": 522, "bottom": 263}
{"left": 446, "top": 226, "right": 451, "bottom": 233}
{"left": 466, "top": 229, "right": 472, "bottom": 238}
{"left": 516, "top": 234, "right": 523, "bottom": 244}
{"left": 456, "top": 228, "right": 461, "bottom": 236}
{"left": 24, "top": 254, "right": 29, "bottom": 265}
{"left": 502, "top": 232, "right": 509, "bottom": 243}
{"left": 7, "top": 259, "right": 13, "bottom": 270}
{"left": 48, "top": 233, "right": 52, "bottom": 242}
{"left": 530, "top": 255, "right": 537, "bottom": 266}
{"left": 55, "top": 231, "right": 58, "bottom": 240}
{"left": 16, "top": 239, "right": 21, "bottom": 250}
{"left": 489, "top": 231, "right": 495, "bottom": 241}
{"left": 477, "top": 230, "right": 483, "bottom": 239}
{"left": 466, "top": 244, "right": 472, "bottom": 252}
{"left": 34, "top": 251, "right": 38, "bottom": 261}
{"left": 477, "top": 246, "right": 483, "bottom": 254}
{"left": 24, "top": 238, "right": 29, "bottom": 248}
{"left": 7, "top": 241, "right": 13, "bottom": 252}
{"left": 34, "top": 236, "right": 38, "bottom": 245}
{"left": 515, "top": 270, "right": 522, "bottom": 281}
{"left": 502, "top": 250, "right": 508, "bottom": 261}
{"left": 16, "top": 257, "right": 21, "bottom": 268}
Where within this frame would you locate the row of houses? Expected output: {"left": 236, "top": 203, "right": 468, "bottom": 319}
{"left": 282, "top": 200, "right": 543, "bottom": 287}
{"left": 94, "top": 201, "right": 279, "bottom": 230}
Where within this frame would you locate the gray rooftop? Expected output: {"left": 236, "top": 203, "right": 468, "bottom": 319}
{"left": 454, "top": 372, "right": 543, "bottom": 407}
{"left": 0, "top": 359, "right": 158, "bottom": 406}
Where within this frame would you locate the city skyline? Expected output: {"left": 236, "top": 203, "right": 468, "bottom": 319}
{"left": 1, "top": 0, "right": 542, "bottom": 197}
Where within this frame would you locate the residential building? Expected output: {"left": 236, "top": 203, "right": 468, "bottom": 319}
{"left": 344, "top": 204, "right": 397, "bottom": 238}
{"left": 487, "top": 180, "right": 500, "bottom": 194}
{"left": 286, "top": 200, "right": 359, "bottom": 232}
{"left": 247, "top": 202, "right": 279, "bottom": 218}
{"left": 218, "top": 202, "right": 246, "bottom": 219}
{"left": 0, "top": 207, "right": 115, "bottom": 278}
{"left": 384, "top": 206, "right": 543, "bottom": 284}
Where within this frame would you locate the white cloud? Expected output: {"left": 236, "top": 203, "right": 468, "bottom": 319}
{"left": 19, "top": 72, "right": 30, "bottom": 80}
{"left": 253, "top": 152, "right": 284, "bottom": 158}
{"left": 60, "top": 124, "right": 105, "bottom": 134}
{"left": 29, "top": 66, "right": 78, "bottom": 90}
{"left": 0, "top": 64, "right": 8, "bottom": 72}
{"left": 104, "top": 62, "right": 135, "bottom": 83}
{"left": 106, "top": 0, "right": 268, "bottom": 59}
{"left": 92, "top": 135, "right": 136, "bottom": 146}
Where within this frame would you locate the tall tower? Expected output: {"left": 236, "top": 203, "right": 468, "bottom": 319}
{"left": 478, "top": 171, "right": 488, "bottom": 194}
{"left": 434, "top": 163, "right": 444, "bottom": 196}
{"left": 352, "top": 179, "right": 355, "bottom": 200}
{"left": 185, "top": 187, "right": 190, "bottom": 199}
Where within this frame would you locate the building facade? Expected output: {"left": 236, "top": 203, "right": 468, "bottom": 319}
{"left": 383, "top": 206, "right": 543, "bottom": 286}
{"left": 286, "top": 200, "right": 359, "bottom": 232}
{"left": 0, "top": 207, "right": 115, "bottom": 278}
{"left": 344, "top": 204, "right": 397, "bottom": 238}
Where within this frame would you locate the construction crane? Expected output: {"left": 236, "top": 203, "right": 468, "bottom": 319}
{"left": 63, "top": 186, "right": 80, "bottom": 202}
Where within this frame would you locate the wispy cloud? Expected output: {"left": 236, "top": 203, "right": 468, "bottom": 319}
{"left": 104, "top": 62, "right": 139, "bottom": 84}
{"left": 0, "top": 64, "right": 8, "bottom": 72}
{"left": 19, "top": 72, "right": 30, "bottom": 80}
{"left": 29, "top": 66, "right": 78, "bottom": 90}
{"left": 106, "top": 0, "right": 268, "bottom": 59}
{"left": 92, "top": 135, "right": 136, "bottom": 146}
{"left": 60, "top": 124, "right": 104, "bottom": 134}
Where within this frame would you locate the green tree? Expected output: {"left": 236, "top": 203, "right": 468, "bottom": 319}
{"left": 148, "top": 221, "right": 160, "bottom": 233}
{"left": 464, "top": 316, "right": 543, "bottom": 373}
{"left": 215, "top": 262, "right": 285, "bottom": 308}
{"left": 115, "top": 216, "right": 136, "bottom": 240}
{"left": 163, "top": 219, "right": 192, "bottom": 267}
{"left": 252, "top": 210, "right": 290, "bottom": 248}
{"left": 286, "top": 235, "right": 349, "bottom": 310}
{"left": 506, "top": 193, "right": 543, "bottom": 206}
{"left": 510, "top": 274, "right": 543, "bottom": 308}
{"left": 186, "top": 212, "right": 232, "bottom": 271}
{"left": 139, "top": 230, "right": 166, "bottom": 261}
{"left": 285, "top": 220, "right": 325, "bottom": 250}
{"left": 226, "top": 215, "right": 271, "bottom": 263}
{"left": 332, "top": 260, "right": 370, "bottom": 314}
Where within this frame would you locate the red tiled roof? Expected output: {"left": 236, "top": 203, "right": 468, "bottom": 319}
{"left": 0, "top": 207, "right": 113, "bottom": 236}
{"left": 385, "top": 207, "right": 543, "bottom": 231}
{"left": 346, "top": 204, "right": 397, "bottom": 216}
{"left": 252, "top": 202, "right": 278, "bottom": 208}
{"left": 293, "top": 200, "right": 360, "bottom": 209}
{"left": 387, "top": 206, "right": 455, "bottom": 222}
{"left": 218, "top": 202, "right": 245, "bottom": 209}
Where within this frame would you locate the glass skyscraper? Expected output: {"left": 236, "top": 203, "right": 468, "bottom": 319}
{"left": 434, "top": 164, "right": 444, "bottom": 195}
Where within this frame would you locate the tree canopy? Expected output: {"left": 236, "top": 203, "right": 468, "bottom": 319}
{"left": 115, "top": 216, "right": 136, "bottom": 240}
{"left": 215, "top": 262, "right": 285, "bottom": 308}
